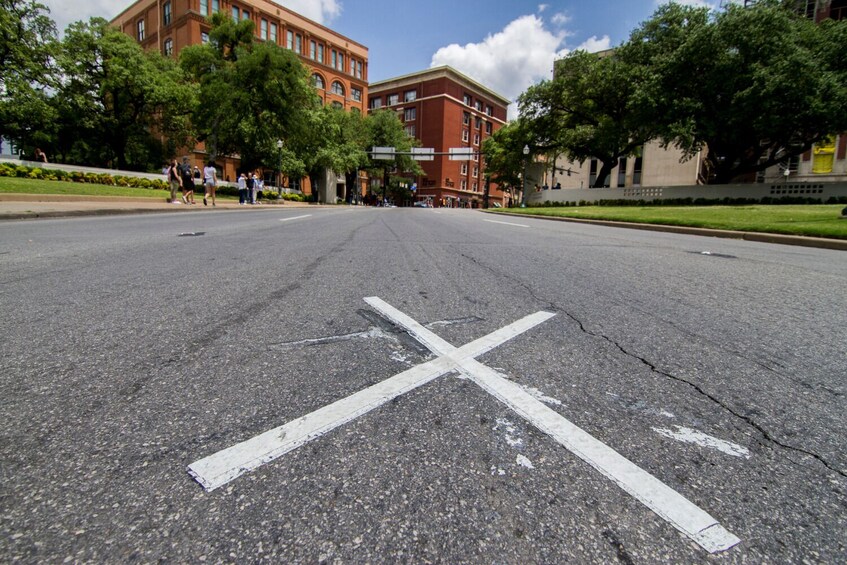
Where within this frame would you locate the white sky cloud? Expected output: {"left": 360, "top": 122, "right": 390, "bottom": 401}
{"left": 430, "top": 13, "right": 610, "bottom": 119}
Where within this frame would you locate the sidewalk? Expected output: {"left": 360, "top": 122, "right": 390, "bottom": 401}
{"left": 0, "top": 193, "right": 311, "bottom": 220}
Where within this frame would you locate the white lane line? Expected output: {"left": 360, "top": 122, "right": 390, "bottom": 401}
{"left": 279, "top": 215, "right": 312, "bottom": 222}
{"left": 484, "top": 219, "right": 530, "bottom": 228}
{"left": 367, "top": 298, "right": 740, "bottom": 554}
{"left": 187, "top": 303, "right": 554, "bottom": 492}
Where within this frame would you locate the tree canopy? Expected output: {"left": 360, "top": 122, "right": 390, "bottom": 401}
{"left": 519, "top": 0, "right": 847, "bottom": 185}
{"left": 180, "top": 12, "right": 316, "bottom": 171}
{"left": 51, "top": 18, "right": 195, "bottom": 170}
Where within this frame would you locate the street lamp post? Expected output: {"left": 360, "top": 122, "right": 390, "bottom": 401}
{"left": 276, "top": 139, "right": 283, "bottom": 197}
{"left": 521, "top": 144, "right": 530, "bottom": 207}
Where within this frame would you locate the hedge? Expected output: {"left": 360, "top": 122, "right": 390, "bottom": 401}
{"left": 0, "top": 163, "right": 169, "bottom": 191}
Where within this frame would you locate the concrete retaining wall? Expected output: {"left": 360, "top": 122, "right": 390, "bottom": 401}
{"left": 525, "top": 180, "right": 847, "bottom": 205}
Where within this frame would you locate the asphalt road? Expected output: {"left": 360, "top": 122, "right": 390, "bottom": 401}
{"left": 1, "top": 207, "right": 845, "bottom": 563}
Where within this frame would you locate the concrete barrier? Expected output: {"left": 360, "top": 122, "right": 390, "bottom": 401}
{"left": 526, "top": 180, "right": 847, "bottom": 205}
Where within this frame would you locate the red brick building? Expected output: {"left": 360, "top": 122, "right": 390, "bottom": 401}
{"left": 368, "top": 67, "right": 510, "bottom": 208}
{"left": 111, "top": 0, "right": 368, "bottom": 196}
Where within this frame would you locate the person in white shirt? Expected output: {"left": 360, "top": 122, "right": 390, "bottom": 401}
{"left": 203, "top": 162, "right": 218, "bottom": 206}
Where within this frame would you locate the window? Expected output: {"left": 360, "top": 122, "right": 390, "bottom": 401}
{"left": 404, "top": 90, "right": 417, "bottom": 102}
{"left": 310, "top": 40, "right": 316, "bottom": 59}
{"left": 387, "top": 94, "right": 399, "bottom": 106}
{"left": 473, "top": 134, "right": 480, "bottom": 146}
{"left": 472, "top": 182, "right": 478, "bottom": 192}
{"left": 312, "top": 74, "right": 325, "bottom": 89}
{"left": 463, "top": 94, "right": 471, "bottom": 106}
{"left": 163, "top": 2, "right": 172, "bottom": 26}
{"left": 474, "top": 100, "right": 483, "bottom": 111}
{"left": 269, "top": 23, "right": 277, "bottom": 43}
{"left": 461, "top": 179, "right": 467, "bottom": 190}
{"left": 331, "top": 101, "right": 343, "bottom": 109}
{"left": 485, "top": 105, "right": 493, "bottom": 116}
{"left": 242, "top": 10, "right": 249, "bottom": 20}
{"left": 232, "top": 6, "right": 239, "bottom": 20}
{"left": 633, "top": 155, "right": 643, "bottom": 187}
{"left": 485, "top": 121, "right": 492, "bottom": 134}
{"left": 201, "top": 31, "right": 209, "bottom": 43}
{"left": 462, "top": 130, "right": 469, "bottom": 142}
{"left": 317, "top": 44, "right": 324, "bottom": 63}
{"left": 200, "top": 0, "right": 208, "bottom": 16}
{"left": 350, "top": 58, "right": 355, "bottom": 75}
{"left": 404, "top": 108, "right": 416, "bottom": 121}
{"left": 331, "top": 81, "right": 345, "bottom": 96}
{"left": 357, "top": 61, "right": 363, "bottom": 80}
{"left": 475, "top": 117, "right": 481, "bottom": 129}
{"left": 351, "top": 87, "right": 362, "bottom": 102}
{"left": 370, "top": 98, "right": 382, "bottom": 109}
{"left": 295, "top": 34, "right": 302, "bottom": 54}
{"left": 463, "top": 112, "right": 470, "bottom": 125}
{"left": 461, "top": 163, "right": 468, "bottom": 175}
{"left": 473, "top": 166, "right": 478, "bottom": 178}
{"left": 211, "top": 0, "right": 219, "bottom": 13}
{"left": 331, "top": 49, "right": 337, "bottom": 68}
{"left": 137, "top": 19, "right": 145, "bottom": 41}
{"left": 163, "top": 38, "right": 173, "bottom": 56}
{"left": 260, "top": 19, "right": 268, "bottom": 40}
{"left": 405, "top": 125, "right": 416, "bottom": 137}
{"left": 589, "top": 160, "right": 597, "bottom": 187}
{"left": 286, "top": 30, "right": 294, "bottom": 49}
{"left": 337, "top": 53, "right": 344, "bottom": 71}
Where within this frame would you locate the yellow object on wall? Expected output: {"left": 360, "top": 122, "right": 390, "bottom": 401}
{"left": 812, "top": 137, "right": 836, "bottom": 174}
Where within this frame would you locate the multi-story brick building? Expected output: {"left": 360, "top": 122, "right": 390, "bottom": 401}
{"left": 368, "top": 67, "right": 510, "bottom": 208}
{"left": 111, "top": 0, "right": 368, "bottom": 197}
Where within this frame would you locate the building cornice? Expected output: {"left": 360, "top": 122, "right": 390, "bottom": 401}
{"left": 369, "top": 66, "right": 511, "bottom": 107}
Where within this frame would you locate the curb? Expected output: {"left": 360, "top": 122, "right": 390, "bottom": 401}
{"left": 483, "top": 211, "right": 847, "bottom": 251}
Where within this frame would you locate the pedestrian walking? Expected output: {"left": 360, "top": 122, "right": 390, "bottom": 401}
{"left": 179, "top": 157, "right": 196, "bottom": 204}
{"left": 238, "top": 173, "right": 248, "bottom": 205}
{"left": 167, "top": 159, "right": 182, "bottom": 204}
{"left": 203, "top": 161, "right": 218, "bottom": 206}
{"left": 252, "top": 173, "right": 262, "bottom": 204}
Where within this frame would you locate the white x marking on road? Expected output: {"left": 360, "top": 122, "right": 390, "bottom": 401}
{"left": 187, "top": 297, "right": 740, "bottom": 554}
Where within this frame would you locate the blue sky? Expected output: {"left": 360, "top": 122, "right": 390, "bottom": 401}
{"left": 42, "top": 0, "right": 726, "bottom": 115}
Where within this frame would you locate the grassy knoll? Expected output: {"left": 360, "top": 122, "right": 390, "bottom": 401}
{"left": 0, "top": 176, "right": 171, "bottom": 199}
{"left": 492, "top": 205, "right": 847, "bottom": 239}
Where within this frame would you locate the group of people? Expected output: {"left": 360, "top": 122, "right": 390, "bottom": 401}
{"left": 237, "top": 172, "right": 264, "bottom": 205}
{"left": 166, "top": 157, "right": 220, "bottom": 207}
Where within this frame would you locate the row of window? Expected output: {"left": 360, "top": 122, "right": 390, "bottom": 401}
{"left": 148, "top": 2, "right": 366, "bottom": 81}
{"left": 462, "top": 94, "right": 494, "bottom": 116}
{"left": 463, "top": 112, "right": 493, "bottom": 134}
{"left": 311, "top": 74, "right": 362, "bottom": 101}
{"left": 369, "top": 89, "right": 417, "bottom": 109}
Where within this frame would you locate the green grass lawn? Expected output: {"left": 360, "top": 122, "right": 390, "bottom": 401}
{"left": 0, "top": 176, "right": 239, "bottom": 200}
{"left": 0, "top": 176, "right": 171, "bottom": 198}
{"left": 492, "top": 205, "right": 847, "bottom": 239}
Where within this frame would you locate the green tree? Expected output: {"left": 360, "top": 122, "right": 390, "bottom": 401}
{"left": 365, "top": 109, "right": 422, "bottom": 203}
{"left": 519, "top": 49, "right": 658, "bottom": 188}
{"left": 302, "top": 105, "right": 370, "bottom": 201}
{"left": 623, "top": 0, "right": 847, "bottom": 183}
{"left": 180, "top": 12, "right": 316, "bottom": 171}
{"left": 53, "top": 18, "right": 195, "bottom": 170}
{"left": 481, "top": 120, "right": 533, "bottom": 202}
{"left": 0, "top": 0, "right": 57, "bottom": 155}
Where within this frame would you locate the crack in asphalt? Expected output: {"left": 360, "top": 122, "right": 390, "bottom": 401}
{"left": 459, "top": 252, "right": 847, "bottom": 480}
{"left": 558, "top": 308, "right": 846, "bottom": 479}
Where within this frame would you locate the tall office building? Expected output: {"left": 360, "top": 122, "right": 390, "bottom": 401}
{"left": 111, "top": 0, "right": 368, "bottom": 197}
{"left": 368, "top": 67, "right": 510, "bottom": 208}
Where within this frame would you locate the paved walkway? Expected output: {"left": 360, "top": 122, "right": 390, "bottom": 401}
{"left": 0, "top": 193, "right": 311, "bottom": 220}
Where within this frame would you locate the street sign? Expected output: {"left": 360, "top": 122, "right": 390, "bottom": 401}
{"left": 448, "top": 147, "right": 475, "bottom": 161}
{"left": 370, "top": 147, "right": 395, "bottom": 160}
{"left": 411, "top": 148, "right": 435, "bottom": 161}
